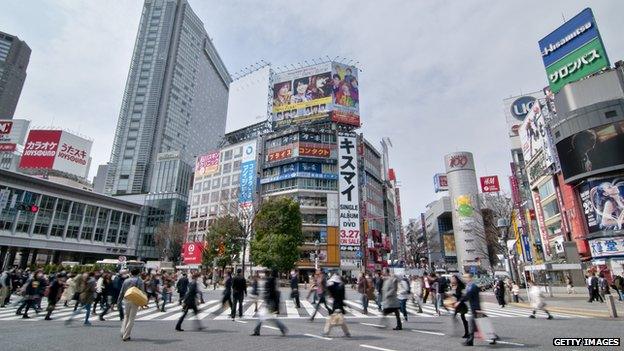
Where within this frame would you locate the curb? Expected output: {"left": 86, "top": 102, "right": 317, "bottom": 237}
{"left": 510, "top": 302, "right": 613, "bottom": 318}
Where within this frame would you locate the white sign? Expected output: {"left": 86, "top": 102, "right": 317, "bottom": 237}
{"left": 0, "top": 119, "right": 30, "bottom": 151}
{"left": 554, "top": 236, "right": 565, "bottom": 254}
{"left": 589, "top": 237, "right": 624, "bottom": 259}
{"left": 338, "top": 134, "right": 360, "bottom": 250}
{"left": 54, "top": 131, "right": 93, "bottom": 178}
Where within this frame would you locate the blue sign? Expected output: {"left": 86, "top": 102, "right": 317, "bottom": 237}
{"left": 260, "top": 172, "right": 338, "bottom": 184}
{"left": 538, "top": 8, "right": 601, "bottom": 68}
{"left": 238, "top": 160, "right": 256, "bottom": 205}
{"left": 355, "top": 250, "right": 362, "bottom": 259}
{"left": 510, "top": 96, "right": 537, "bottom": 120}
{"left": 521, "top": 234, "right": 533, "bottom": 262}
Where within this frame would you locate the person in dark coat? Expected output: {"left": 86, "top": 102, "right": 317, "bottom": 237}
{"left": 175, "top": 272, "right": 204, "bottom": 332}
{"left": 251, "top": 269, "right": 287, "bottom": 336}
{"left": 494, "top": 278, "right": 506, "bottom": 308}
{"left": 290, "top": 270, "right": 300, "bottom": 308}
{"left": 176, "top": 273, "right": 189, "bottom": 305}
{"left": 451, "top": 274, "right": 469, "bottom": 338}
{"left": 322, "top": 272, "right": 350, "bottom": 337}
{"left": 44, "top": 273, "right": 66, "bottom": 320}
{"left": 231, "top": 268, "right": 247, "bottom": 319}
{"left": 222, "top": 271, "right": 233, "bottom": 311}
{"left": 16, "top": 270, "right": 45, "bottom": 318}
{"left": 456, "top": 273, "right": 498, "bottom": 346}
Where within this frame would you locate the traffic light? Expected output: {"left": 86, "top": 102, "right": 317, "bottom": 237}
{"left": 17, "top": 203, "right": 39, "bottom": 213}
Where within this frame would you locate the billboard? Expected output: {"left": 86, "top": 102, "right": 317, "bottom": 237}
{"left": 539, "top": 8, "right": 609, "bottom": 93}
{"left": 238, "top": 142, "right": 257, "bottom": 207}
{"left": 19, "top": 130, "right": 92, "bottom": 178}
{"left": 0, "top": 119, "right": 30, "bottom": 152}
{"left": 331, "top": 62, "right": 359, "bottom": 115}
{"left": 480, "top": 175, "right": 500, "bottom": 193}
{"left": 579, "top": 177, "right": 624, "bottom": 233}
{"left": 298, "top": 145, "right": 330, "bottom": 158}
{"left": 338, "top": 133, "right": 360, "bottom": 251}
{"left": 503, "top": 92, "right": 542, "bottom": 138}
{"left": 226, "top": 66, "right": 271, "bottom": 133}
{"left": 195, "top": 151, "right": 220, "bottom": 178}
{"left": 556, "top": 121, "right": 624, "bottom": 182}
{"left": 443, "top": 234, "right": 456, "bottom": 257}
{"left": 589, "top": 237, "right": 624, "bottom": 259}
{"left": 182, "top": 242, "right": 204, "bottom": 265}
{"left": 433, "top": 173, "right": 448, "bottom": 192}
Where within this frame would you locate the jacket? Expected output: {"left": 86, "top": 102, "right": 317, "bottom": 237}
{"left": 381, "top": 276, "right": 400, "bottom": 309}
{"left": 264, "top": 276, "right": 280, "bottom": 313}
{"left": 232, "top": 275, "right": 247, "bottom": 297}
{"left": 183, "top": 280, "right": 199, "bottom": 306}
{"left": 117, "top": 276, "right": 145, "bottom": 305}
{"left": 459, "top": 282, "right": 481, "bottom": 313}
{"left": 397, "top": 278, "right": 411, "bottom": 300}
{"left": 80, "top": 277, "right": 96, "bottom": 305}
{"left": 327, "top": 275, "right": 345, "bottom": 313}
{"left": 176, "top": 277, "right": 189, "bottom": 294}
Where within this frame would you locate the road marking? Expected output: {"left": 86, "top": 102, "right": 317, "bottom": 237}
{"left": 304, "top": 333, "right": 332, "bottom": 340}
{"left": 360, "top": 344, "right": 398, "bottom": 351}
{"left": 263, "top": 325, "right": 280, "bottom": 330}
{"left": 412, "top": 329, "right": 445, "bottom": 336}
{"left": 235, "top": 320, "right": 248, "bottom": 324}
{"left": 300, "top": 300, "right": 317, "bottom": 317}
{"left": 360, "top": 322, "right": 386, "bottom": 328}
{"left": 496, "top": 340, "right": 525, "bottom": 346}
{"left": 285, "top": 300, "right": 299, "bottom": 317}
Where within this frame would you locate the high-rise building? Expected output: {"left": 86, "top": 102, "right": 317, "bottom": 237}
{"left": 0, "top": 31, "right": 30, "bottom": 119}
{"left": 106, "top": 0, "right": 230, "bottom": 196}
{"left": 105, "top": 0, "right": 230, "bottom": 259}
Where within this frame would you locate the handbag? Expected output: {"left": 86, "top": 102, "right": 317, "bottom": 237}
{"left": 329, "top": 312, "right": 345, "bottom": 326}
{"left": 475, "top": 315, "right": 496, "bottom": 341}
{"left": 124, "top": 279, "right": 148, "bottom": 306}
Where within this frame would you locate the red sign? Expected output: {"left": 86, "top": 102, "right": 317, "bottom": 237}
{"left": 19, "top": 130, "right": 62, "bottom": 170}
{"left": 267, "top": 148, "right": 292, "bottom": 162}
{"left": 182, "top": 242, "right": 204, "bottom": 265}
{"left": 331, "top": 111, "right": 360, "bottom": 127}
{"left": 299, "top": 146, "right": 330, "bottom": 158}
{"left": 0, "top": 143, "right": 16, "bottom": 152}
{"left": 480, "top": 175, "right": 500, "bottom": 192}
{"left": 448, "top": 154, "right": 468, "bottom": 169}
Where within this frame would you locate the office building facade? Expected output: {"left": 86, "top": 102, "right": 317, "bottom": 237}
{"left": 0, "top": 31, "right": 30, "bottom": 119}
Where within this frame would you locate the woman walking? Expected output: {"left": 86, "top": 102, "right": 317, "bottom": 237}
{"left": 451, "top": 274, "right": 469, "bottom": 339}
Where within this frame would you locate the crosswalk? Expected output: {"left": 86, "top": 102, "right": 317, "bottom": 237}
{"left": 0, "top": 297, "right": 589, "bottom": 323}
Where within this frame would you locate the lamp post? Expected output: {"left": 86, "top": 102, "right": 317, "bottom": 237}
{"left": 314, "top": 239, "right": 320, "bottom": 270}
{"left": 496, "top": 218, "right": 517, "bottom": 283}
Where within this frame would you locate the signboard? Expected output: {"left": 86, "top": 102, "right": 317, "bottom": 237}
{"left": 480, "top": 175, "right": 500, "bottom": 193}
{"left": 19, "top": 130, "right": 92, "bottom": 177}
{"left": 446, "top": 152, "right": 474, "bottom": 171}
{"left": 267, "top": 148, "right": 293, "bottom": 162}
{"left": 589, "top": 237, "right": 624, "bottom": 259}
{"left": 331, "top": 111, "right": 360, "bottom": 127}
{"left": 433, "top": 173, "right": 448, "bottom": 192}
{"left": 556, "top": 121, "right": 624, "bottom": 182}
{"left": 54, "top": 131, "right": 92, "bottom": 177}
{"left": 195, "top": 151, "right": 220, "bottom": 178}
{"left": 182, "top": 242, "right": 204, "bottom": 265}
{"left": 554, "top": 235, "right": 565, "bottom": 254}
{"left": 443, "top": 234, "right": 456, "bottom": 257}
{"left": 260, "top": 172, "right": 337, "bottom": 184}
{"left": 0, "top": 119, "right": 30, "bottom": 152}
{"left": 531, "top": 190, "right": 551, "bottom": 256}
{"left": 19, "top": 130, "right": 62, "bottom": 170}
{"left": 503, "top": 92, "right": 542, "bottom": 138}
{"left": 579, "top": 176, "right": 624, "bottom": 233}
{"left": 338, "top": 134, "right": 360, "bottom": 250}
{"left": 238, "top": 142, "right": 257, "bottom": 207}
{"left": 298, "top": 145, "right": 330, "bottom": 158}
{"left": 539, "top": 8, "right": 609, "bottom": 93}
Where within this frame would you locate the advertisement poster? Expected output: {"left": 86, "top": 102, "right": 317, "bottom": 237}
{"left": 338, "top": 134, "right": 360, "bottom": 250}
{"left": 195, "top": 151, "right": 220, "bottom": 178}
{"left": 579, "top": 177, "right": 624, "bottom": 233}
{"left": 54, "top": 131, "right": 93, "bottom": 177}
{"left": 331, "top": 62, "right": 360, "bottom": 114}
{"left": 272, "top": 62, "right": 333, "bottom": 117}
{"left": 531, "top": 190, "right": 551, "bottom": 256}
{"left": 182, "top": 242, "right": 204, "bottom": 265}
{"left": 19, "top": 130, "right": 63, "bottom": 170}
{"left": 0, "top": 119, "right": 30, "bottom": 152}
{"left": 433, "top": 173, "right": 448, "bottom": 192}
{"left": 238, "top": 142, "right": 256, "bottom": 207}
{"left": 443, "top": 234, "right": 456, "bottom": 256}
{"left": 557, "top": 121, "right": 624, "bottom": 181}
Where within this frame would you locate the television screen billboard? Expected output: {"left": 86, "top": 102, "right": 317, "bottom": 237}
{"left": 195, "top": 151, "right": 220, "bottom": 178}
{"left": 539, "top": 8, "right": 609, "bottom": 93}
{"left": 19, "top": 130, "right": 92, "bottom": 178}
{"left": 579, "top": 176, "right": 624, "bottom": 233}
{"left": 556, "top": 121, "right": 624, "bottom": 182}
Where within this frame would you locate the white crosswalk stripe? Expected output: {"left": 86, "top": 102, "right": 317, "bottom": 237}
{"left": 0, "top": 298, "right": 589, "bottom": 322}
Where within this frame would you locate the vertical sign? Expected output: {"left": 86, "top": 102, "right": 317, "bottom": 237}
{"left": 238, "top": 142, "right": 257, "bottom": 207}
{"left": 338, "top": 133, "right": 360, "bottom": 251}
{"left": 531, "top": 190, "right": 551, "bottom": 257}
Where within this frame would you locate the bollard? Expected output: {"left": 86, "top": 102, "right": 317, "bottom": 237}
{"left": 606, "top": 294, "right": 618, "bottom": 318}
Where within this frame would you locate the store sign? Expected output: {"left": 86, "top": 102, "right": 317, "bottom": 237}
{"left": 267, "top": 148, "right": 292, "bottom": 162}
{"left": 260, "top": 171, "right": 338, "bottom": 184}
{"left": 545, "top": 38, "right": 609, "bottom": 93}
{"left": 182, "top": 242, "right": 204, "bottom": 265}
{"left": 338, "top": 134, "right": 360, "bottom": 250}
{"left": 554, "top": 235, "right": 565, "bottom": 254}
{"left": 0, "top": 143, "right": 16, "bottom": 152}
{"left": 480, "top": 176, "right": 500, "bottom": 193}
{"left": 298, "top": 146, "right": 330, "bottom": 158}
{"left": 531, "top": 190, "right": 551, "bottom": 256}
{"left": 510, "top": 96, "right": 537, "bottom": 120}
{"left": 433, "top": 173, "right": 448, "bottom": 193}
{"left": 19, "top": 130, "right": 61, "bottom": 169}
{"left": 19, "top": 129, "right": 92, "bottom": 177}
{"left": 331, "top": 110, "right": 360, "bottom": 127}
{"left": 195, "top": 151, "right": 220, "bottom": 178}
{"left": 589, "top": 237, "right": 624, "bottom": 259}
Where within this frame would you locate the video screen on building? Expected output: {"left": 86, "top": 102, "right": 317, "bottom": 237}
{"left": 556, "top": 121, "right": 624, "bottom": 181}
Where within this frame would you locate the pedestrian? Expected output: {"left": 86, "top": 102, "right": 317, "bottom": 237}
{"left": 251, "top": 269, "right": 287, "bottom": 336}
{"left": 175, "top": 272, "right": 204, "bottom": 332}
{"left": 511, "top": 281, "right": 522, "bottom": 303}
{"left": 422, "top": 272, "right": 431, "bottom": 304}
{"left": 145, "top": 273, "right": 162, "bottom": 310}
{"left": 322, "top": 272, "right": 351, "bottom": 337}
{"left": 118, "top": 268, "right": 146, "bottom": 341}
{"left": 309, "top": 269, "right": 330, "bottom": 321}
{"left": 380, "top": 268, "right": 402, "bottom": 330}
{"left": 44, "top": 272, "right": 66, "bottom": 320}
{"left": 222, "top": 270, "right": 233, "bottom": 312}
{"left": 93, "top": 272, "right": 104, "bottom": 314}
{"left": 290, "top": 270, "right": 300, "bottom": 308}
{"left": 588, "top": 273, "right": 603, "bottom": 303}
{"left": 494, "top": 277, "right": 506, "bottom": 308}
{"left": 16, "top": 270, "right": 45, "bottom": 318}
{"left": 0, "top": 269, "right": 13, "bottom": 308}
{"left": 528, "top": 279, "right": 553, "bottom": 320}
{"left": 598, "top": 273, "right": 610, "bottom": 301}
{"left": 72, "top": 272, "right": 86, "bottom": 311}
{"left": 436, "top": 273, "right": 450, "bottom": 313}
{"left": 456, "top": 273, "right": 498, "bottom": 346}
{"left": 65, "top": 272, "right": 97, "bottom": 326}
{"left": 373, "top": 270, "right": 384, "bottom": 311}
{"left": 357, "top": 272, "right": 369, "bottom": 314}
{"left": 613, "top": 274, "right": 624, "bottom": 301}
{"left": 98, "top": 273, "right": 114, "bottom": 320}
{"left": 410, "top": 275, "right": 424, "bottom": 313}
{"left": 112, "top": 270, "right": 128, "bottom": 320}
{"left": 176, "top": 273, "right": 189, "bottom": 305}
{"left": 565, "top": 274, "right": 576, "bottom": 294}
{"left": 397, "top": 273, "right": 410, "bottom": 321}
{"left": 232, "top": 268, "right": 247, "bottom": 319}
{"left": 249, "top": 272, "right": 260, "bottom": 313}
{"left": 451, "top": 274, "right": 469, "bottom": 339}
{"left": 429, "top": 273, "right": 440, "bottom": 315}
{"left": 59, "top": 273, "right": 75, "bottom": 308}
{"left": 160, "top": 272, "right": 170, "bottom": 312}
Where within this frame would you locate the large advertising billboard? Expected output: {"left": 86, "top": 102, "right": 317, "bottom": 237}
{"left": 433, "top": 173, "right": 448, "bottom": 192}
{"left": 19, "top": 130, "right": 92, "bottom": 178}
{"left": 226, "top": 66, "right": 271, "bottom": 133}
{"left": 579, "top": 176, "right": 624, "bottom": 233}
{"left": 539, "top": 8, "right": 609, "bottom": 93}
{"left": 503, "top": 91, "right": 543, "bottom": 139}
{"left": 195, "top": 151, "right": 220, "bottom": 178}
{"left": 556, "top": 121, "right": 624, "bottom": 182}
{"left": 0, "top": 119, "right": 30, "bottom": 152}
{"left": 338, "top": 133, "right": 360, "bottom": 251}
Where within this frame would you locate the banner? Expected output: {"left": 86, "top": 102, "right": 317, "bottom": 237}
{"left": 298, "top": 146, "right": 330, "bottom": 158}
{"left": 338, "top": 134, "right": 360, "bottom": 250}
{"left": 182, "top": 242, "right": 204, "bottom": 265}
{"left": 272, "top": 62, "right": 333, "bottom": 116}
{"left": 195, "top": 151, "right": 219, "bottom": 178}
{"left": 267, "top": 148, "right": 292, "bottom": 162}
{"left": 238, "top": 142, "right": 257, "bottom": 207}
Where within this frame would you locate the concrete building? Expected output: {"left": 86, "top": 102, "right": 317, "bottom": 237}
{"left": 92, "top": 163, "right": 110, "bottom": 194}
{"left": 104, "top": 0, "right": 230, "bottom": 259}
{"left": 0, "top": 31, "right": 30, "bottom": 119}
{"left": 0, "top": 169, "right": 142, "bottom": 269}
{"left": 423, "top": 196, "right": 456, "bottom": 271}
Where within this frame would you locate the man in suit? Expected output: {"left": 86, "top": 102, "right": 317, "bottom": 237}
{"left": 176, "top": 272, "right": 204, "bottom": 332}
{"left": 231, "top": 268, "right": 247, "bottom": 319}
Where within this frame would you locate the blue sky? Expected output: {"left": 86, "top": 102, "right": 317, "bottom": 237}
{"left": 1, "top": 0, "right": 622, "bottom": 221}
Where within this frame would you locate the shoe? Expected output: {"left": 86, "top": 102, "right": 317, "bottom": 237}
{"left": 547, "top": 315, "right": 553, "bottom": 320}
{"left": 462, "top": 341, "right": 473, "bottom": 346}
{"left": 21, "top": 315, "right": 30, "bottom": 319}
{"left": 321, "top": 332, "right": 329, "bottom": 337}
{"left": 393, "top": 326, "right": 402, "bottom": 330}
{"left": 250, "top": 332, "right": 260, "bottom": 336}
{"left": 280, "top": 327, "right": 288, "bottom": 336}
{"left": 15, "top": 311, "right": 22, "bottom": 315}
{"left": 122, "top": 338, "right": 130, "bottom": 342}
{"left": 175, "top": 327, "right": 184, "bottom": 332}
{"left": 44, "top": 316, "right": 52, "bottom": 321}
{"left": 529, "top": 315, "right": 536, "bottom": 319}
{"left": 84, "top": 321, "right": 92, "bottom": 326}
{"left": 462, "top": 334, "right": 469, "bottom": 339}
{"left": 99, "top": 316, "right": 105, "bottom": 321}
{"left": 418, "top": 309, "right": 423, "bottom": 313}
{"left": 345, "top": 333, "right": 351, "bottom": 338}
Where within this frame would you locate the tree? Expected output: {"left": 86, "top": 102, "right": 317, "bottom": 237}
{"left": 201, "top": 215, "right": 245, "bottom": 269}
{"left": 250, "top": 197, "right": 303, "bottom": 272}
{"left": 154, "top": 222, "right": 186, "bottom": 263}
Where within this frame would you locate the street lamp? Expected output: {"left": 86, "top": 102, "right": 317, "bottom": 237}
{"left": 314, "top": 239, "right": 320, "bottom": 270}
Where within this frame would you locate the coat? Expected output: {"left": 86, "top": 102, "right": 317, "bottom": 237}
{"left": 60, "top": 277, "right": 75, "bottom": 302}
{"left": 80, "top": 277, "right": 96, "bottom": 305}
{"left": 381, "top": 276, "right": 400, "bottom": 309}
{"left": 183, "top": 280, "right": 199, "bottom": 306}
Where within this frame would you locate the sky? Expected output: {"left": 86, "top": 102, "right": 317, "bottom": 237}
{"left": 1, "top": 0, "right": 623, "bottom": 223}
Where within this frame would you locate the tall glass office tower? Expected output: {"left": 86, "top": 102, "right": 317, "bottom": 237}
{"left": 0, "top": 31, "right": 30, "bottom": 119}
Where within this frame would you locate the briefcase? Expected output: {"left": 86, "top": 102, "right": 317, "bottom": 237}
{"left": 124, "top": 286, "right": 148, "bottom": 306}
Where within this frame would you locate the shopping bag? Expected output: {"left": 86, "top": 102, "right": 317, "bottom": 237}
{"left": 124, "top": 286, "right": 148, "bottom": 306}
{"left": 475, "top": 315, "right": 496, "bottom": 341}
{"left": 329, "top": 312, "right": 345, "bottom": 326}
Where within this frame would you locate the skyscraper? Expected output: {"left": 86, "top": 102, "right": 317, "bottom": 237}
{"left": 105, "top": 0, "right": 230, "bottom": 258}
{"left": 0, "top": 31, "right": 30, "bottom": 119}
{"left": 106, "top": 0, "right": 230, "bottom": 196}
